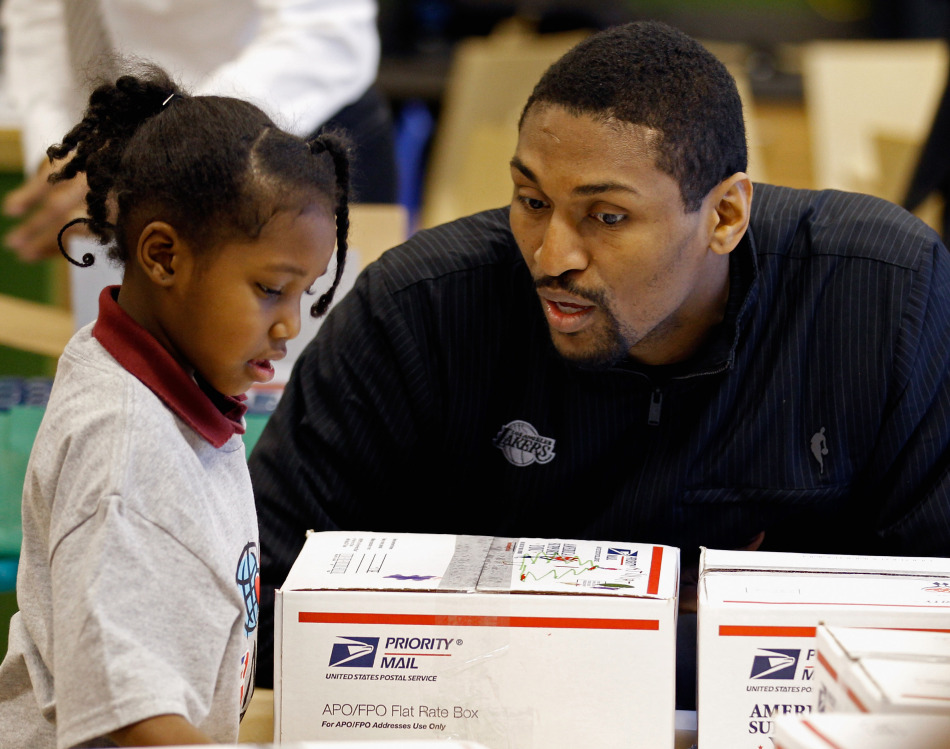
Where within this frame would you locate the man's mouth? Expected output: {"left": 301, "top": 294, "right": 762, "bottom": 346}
{"left": 552, "top": 300, "right": 593, "bottom": 314}
{"left": 541, "top": 296, "right": 596, "bottom": 333}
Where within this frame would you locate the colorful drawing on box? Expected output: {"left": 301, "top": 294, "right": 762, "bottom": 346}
{"left": 384, "top": 574, "right": 439, "bottom": 581}
{"left": 517, "top": 553, "right": 621, "bottom": 584}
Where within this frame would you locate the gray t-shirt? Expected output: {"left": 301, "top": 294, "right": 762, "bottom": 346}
{"left": 0, "top": 324, "right": 259, "bottom": 748}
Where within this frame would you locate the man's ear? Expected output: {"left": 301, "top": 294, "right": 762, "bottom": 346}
{"left": 135, "top": 221, "right": 185, "bottom": 287}
{"left": 707, "top": 173, "right": 753, "bottom": 257}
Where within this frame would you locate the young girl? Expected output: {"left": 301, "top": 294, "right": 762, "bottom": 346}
{"left": 0, "top": 65, "right": 349, "bottom": 747}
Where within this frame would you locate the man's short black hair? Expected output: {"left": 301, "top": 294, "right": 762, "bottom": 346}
{"left": 521, "top": 20, "right": 748, "bottom": 211}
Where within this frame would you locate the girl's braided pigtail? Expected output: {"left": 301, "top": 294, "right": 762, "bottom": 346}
{"left": 46, "top": 67, "right": 183, "bottom": 266}
{"left": 308, "top": 132, "right": 351, "bottom": 317}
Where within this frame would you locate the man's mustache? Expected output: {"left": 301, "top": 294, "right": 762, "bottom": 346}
{"left": 533, "top": 275, "right": 607, "bottom": 307}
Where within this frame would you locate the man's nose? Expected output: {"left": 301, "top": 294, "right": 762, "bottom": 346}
{"left": 534, "top": 213, "right": 588, "bottom": 277}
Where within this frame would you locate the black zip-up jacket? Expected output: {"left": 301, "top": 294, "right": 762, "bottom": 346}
{"left": 250, "top": 184, "right": 950, "bottom": 686}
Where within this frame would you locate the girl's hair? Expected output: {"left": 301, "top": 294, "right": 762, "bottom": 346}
{"left": 49, "top": 64, "right": 350, "bottom": 317}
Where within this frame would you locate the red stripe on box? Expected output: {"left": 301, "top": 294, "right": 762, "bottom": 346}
{"left": 816, "top": 649, "right": 837, "bottom": 681}
{"left": 719, "top": 625, "right": 817, "bottom": 637}
{"left": 901, "top": 693, "right": 950, "bottom": 702}
{"left": 870, "top": 627, "right": 950, "bottom": 633}
{"left": 846, "top": 687, "right": 869, "bottom": 712}
{"left": 647, "top": 546, "right": 664, "bottom": 595}
{"left": 723, "top": 600, "right": 950, "bottom": 609}
{"left": 803, "top": 720, "right": 846, "bottom": 749}
{"left": 299, "top": 612, "right": 660, "bottom": 630}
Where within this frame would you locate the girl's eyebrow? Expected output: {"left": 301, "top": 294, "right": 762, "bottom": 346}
{"left": 263, "top": 262, "right": 308, "bottom": 276}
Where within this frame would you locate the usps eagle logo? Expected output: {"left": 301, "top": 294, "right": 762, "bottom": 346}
{"left": 329, "top": 636, "right": 379, "bottom": 667}
{"left": 749, "top": 649, "right": 800, "bottom": 680}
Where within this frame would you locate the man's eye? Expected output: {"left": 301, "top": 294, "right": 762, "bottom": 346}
{"left": 593, "top": 212, "right": 625, "bottom": 226}
{"left": 519, "top": 196, "right": 547, "bottom": 211}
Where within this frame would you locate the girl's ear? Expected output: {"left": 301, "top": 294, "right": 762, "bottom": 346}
{"left": 136, "top": 221, "right": 185, "bottom": 287}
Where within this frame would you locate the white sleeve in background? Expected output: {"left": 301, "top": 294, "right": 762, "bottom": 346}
{"left": 1, "top": 0, "right": 381, "bottom": 174}
{"left": 196, "top": 0, "right": 381, "bottom": 136}
{"left": 103, "top": 0, "right": 380, "bottom": 137}
{"left": 0, "top": 0, "right": 81, "bottom": 175}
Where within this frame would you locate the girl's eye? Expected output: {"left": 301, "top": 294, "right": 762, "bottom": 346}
{"left": 257, "top": 284, "right": 282, "bottom": 297}
{"left": 518, "top": 196, "right": 548, "bottom": 212}
{"left": 592, "top": 212, "right": 626, "bottom": 226}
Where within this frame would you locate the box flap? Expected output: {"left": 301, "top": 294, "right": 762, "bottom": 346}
{"left": 821, "top": 625, "right": 950, "bottom": 661}
{"left": 280, "top": 531, "right": 492, "bottom": 592}
{"left": 281, "top": 532, "right": 679, "bottom": 599}
{"left": 857, "top": 657, "right": 950, "bottom": 707}
{"left": 699, "top": 547, "right": 950, "bottom": 577}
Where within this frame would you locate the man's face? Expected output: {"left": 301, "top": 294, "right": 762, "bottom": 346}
{"left": 510, "top": 104, "right": 730, "bottom": 368}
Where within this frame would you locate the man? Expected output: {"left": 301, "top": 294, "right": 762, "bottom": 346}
{"left": 249, "top": 21, "right": 950, "bottom": 705}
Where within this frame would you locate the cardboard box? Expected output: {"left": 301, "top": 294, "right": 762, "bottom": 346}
{"left": 814, "top": 624, "right": 950, "bottom": 714}
{"left": 696, "top": 548, "right": 950, "bottom": 749}
{"left": 772, "top": 713, "right": 950, "bottom": 749}
{"left": 275, "top": 532, "right": 679, "bottom": 748}
{"left": 164, "top": 744, "right": 490, "bottom": 749}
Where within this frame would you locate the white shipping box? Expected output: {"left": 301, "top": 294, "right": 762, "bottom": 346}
{"left": 814, "top": 624, "right": 950, "bottom": 714}
{"left": 696, "top": 548, "right": 950, "bottom": 749}
{"left": 772, "top": 713, "right": 950, "bottom": 749}
{"left": 162, "top": 744, "right": 490, "bottom": 749}
{"left": 276, "top": 532, "right": 679, "bottom": 748}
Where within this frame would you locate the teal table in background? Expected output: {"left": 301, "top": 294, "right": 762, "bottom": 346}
{"left": 0, "top": 378, "right": 52, "bottom": 658}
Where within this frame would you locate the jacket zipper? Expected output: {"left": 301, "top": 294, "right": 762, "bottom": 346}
{"left": 648, "top": 387, "right": 663, "bottom": 426}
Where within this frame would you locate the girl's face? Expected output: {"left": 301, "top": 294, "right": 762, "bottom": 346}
{"left": 163, "top": 205, "right": 337, "bottom": 396}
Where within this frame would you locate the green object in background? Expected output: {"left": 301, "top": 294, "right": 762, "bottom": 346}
{"left": 0, "top": 169, "right": 60, "bottom": 379}
{"left": 0, "top": 379, "right": 54, "bottom": 563}
{"left": 0, "top": 588, "right": 16, "bottom": 660}
{"left": 244, "top": 413, "right": 270, "bottom": 454}
{"left": 0, "top": 406, "right": 45, "bottom": 558}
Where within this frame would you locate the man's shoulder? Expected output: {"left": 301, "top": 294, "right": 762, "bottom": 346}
{"left": 372, "top": 207, "right": 521, "bottom": 290}
{"left": 750, "top": 183, "right": 942, "bottom": 269}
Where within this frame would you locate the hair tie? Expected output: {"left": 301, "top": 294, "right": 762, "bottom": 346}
{"left": 56, "top": 218, "right": 96, "bottom": 267}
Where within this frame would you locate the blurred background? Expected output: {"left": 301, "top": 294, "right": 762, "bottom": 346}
{"left": 376, "top": 0, "right": 950, "bottom": 226}
{"left": 3, "top": 0, "right": 950, "bottom": 658}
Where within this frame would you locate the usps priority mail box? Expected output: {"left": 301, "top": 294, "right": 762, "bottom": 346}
{"left": 696, "top": 548, "right": 950, "bottom": 749}
{"left": 164, "top": 743, "right": 491, "bottom": 749}
{"left": 275, "top": 531, "right": 679, "bottom": 748}
{"left": 814, "top": 624, "right": 950, "bottom": 715}
{"left": 771, "top": 713, "right": 950, "bottom": 749}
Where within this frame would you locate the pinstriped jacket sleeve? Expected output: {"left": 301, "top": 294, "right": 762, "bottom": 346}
{"left": 859, "top": 235, "right": 950, "bottom": 552}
